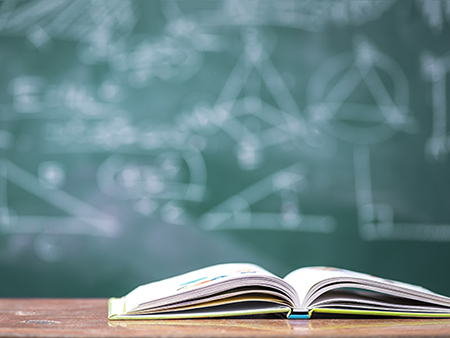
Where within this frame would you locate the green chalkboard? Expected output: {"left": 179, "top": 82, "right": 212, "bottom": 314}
{"left": 0, "top": 0, "right": 450, "bottom": 298}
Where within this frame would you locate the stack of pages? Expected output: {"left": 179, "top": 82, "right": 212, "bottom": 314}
{"left": 108, "top": 263, "right": 450, "bottom": 319}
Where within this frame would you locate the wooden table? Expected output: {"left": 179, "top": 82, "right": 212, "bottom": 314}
{"left": 1, "top": 299, "right": 450, "bottom": 337}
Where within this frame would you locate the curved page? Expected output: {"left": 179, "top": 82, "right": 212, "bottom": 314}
{"left": 284, "top": 266, "right": 444, "bottom": 310}
{"left": 124, "top": 263, "right": 291, "bottom": 313}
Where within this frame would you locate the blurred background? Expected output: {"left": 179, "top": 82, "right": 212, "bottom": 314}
{"left": 0, "top": 0, "right": 450, "bottom": 298}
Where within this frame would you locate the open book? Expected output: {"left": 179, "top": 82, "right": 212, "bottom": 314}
{"left": 108, "top": 263, "right": 450, "bottom": 319}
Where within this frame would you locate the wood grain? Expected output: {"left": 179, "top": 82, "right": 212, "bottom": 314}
{"left": 1, "top": 299, "right": 450, "bottom": 337}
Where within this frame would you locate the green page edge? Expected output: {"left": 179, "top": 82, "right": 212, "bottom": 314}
{"left": 309, "top": 308, "right": 450, "bottom": 318}
{"left": 108, "top": 298, "right": 292, "bottom": 320}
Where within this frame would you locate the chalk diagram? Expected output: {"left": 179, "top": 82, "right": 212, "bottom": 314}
{"left": 307, "top": 36, "right": 415, "bottom": 145}
{"left": 193, "top": 26, "right": 336, "bottom": 232}
{"left": 209, "top": 28, "right": 336, "bottom": 164}
{"left": 308, "top": 37, "right": 450, "bottom": 242}
{"left": 200, "top": 162, "right": 335, "bottom": 233}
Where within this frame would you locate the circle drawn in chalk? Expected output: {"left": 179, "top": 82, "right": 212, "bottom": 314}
{"left": 307, "top": 44, "right": 411, "bottom": 145}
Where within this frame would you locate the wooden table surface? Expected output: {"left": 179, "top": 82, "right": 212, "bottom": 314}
{"left": 1, "top": 298, "right": 450, "bottom": 337}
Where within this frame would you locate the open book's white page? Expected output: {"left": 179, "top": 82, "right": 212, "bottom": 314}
{"left": 124, "top": 263, "right": 275, "bottom": 313}
{"left": 283, "top": 267, "right": 435, "bottom": 308}
{"left": 311, "top": 291, "right": 450, "bottom": 313}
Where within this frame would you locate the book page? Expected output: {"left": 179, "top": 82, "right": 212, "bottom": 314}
{"left": 311, "top": 290, "right": 450, "bottom": 313}
{"left": 124, "top": 263, "right": 277, "bottom": 313}
{"left": 283, "top": 266, "right": 437, "bottom": 308}
{"left": 135, "top": 294, "right": 291, "bottom": 314}
{"left": 110, "top": 298, "right": 291, "bottom": 320}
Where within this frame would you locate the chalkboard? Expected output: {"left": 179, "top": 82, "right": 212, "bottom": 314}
{"left": 1, "top": 0, "right": 450, "bottom": 298}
